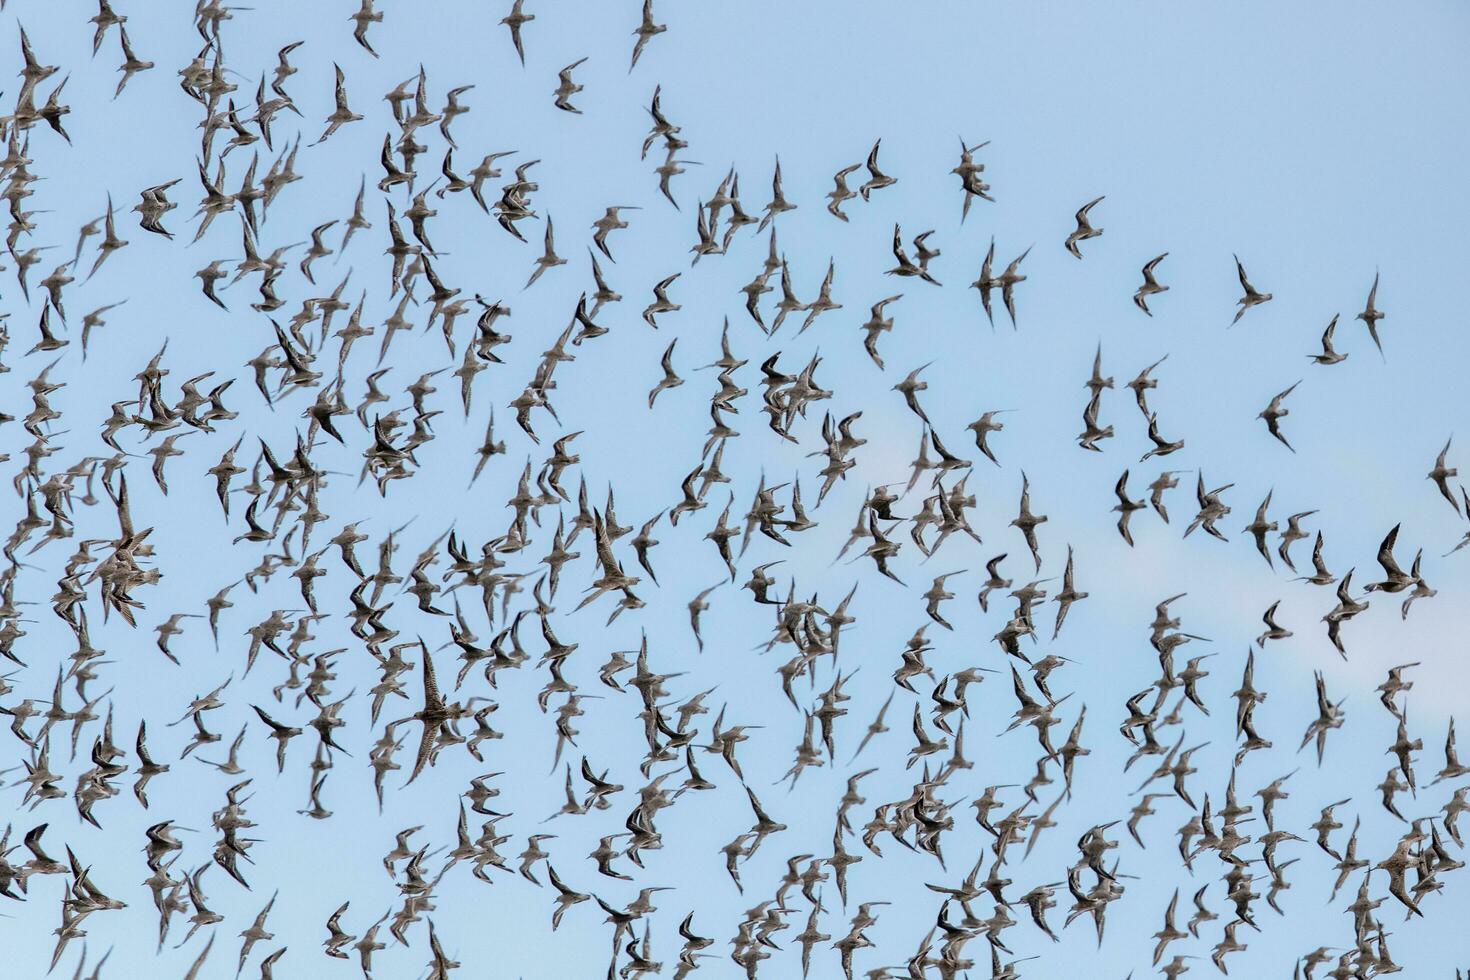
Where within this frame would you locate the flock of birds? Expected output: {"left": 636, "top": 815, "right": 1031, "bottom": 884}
{"left": 0, "top": 2, "right": 1465, "bottom": 979}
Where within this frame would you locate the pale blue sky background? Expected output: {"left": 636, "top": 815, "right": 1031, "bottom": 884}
{"left": 2, "top": 1, "right": 1469, "bottom": 977}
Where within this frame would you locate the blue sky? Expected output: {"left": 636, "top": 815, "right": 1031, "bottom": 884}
{"left": 2, "top": 1, "right": 1469, "bottom": 978}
